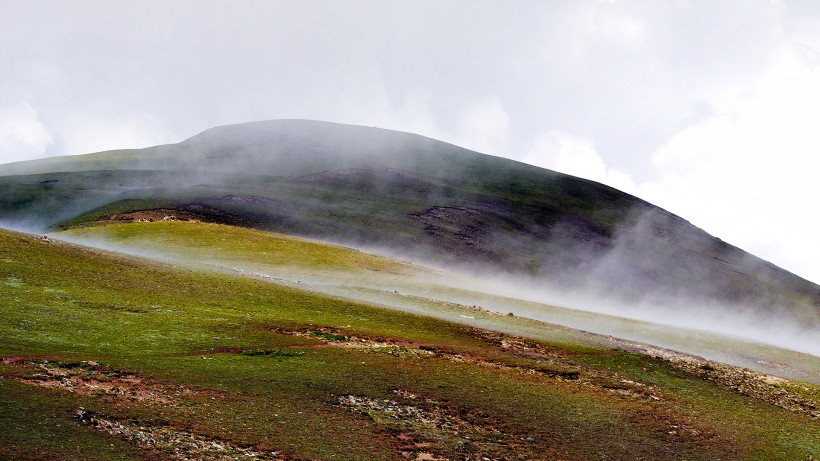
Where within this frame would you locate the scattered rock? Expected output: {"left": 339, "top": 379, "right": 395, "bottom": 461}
{"left": 337, "top": 390, "right": 511, "bottom": 460}
{"left": 11, "top": 360, "right": 204, "bottom": 406}
{"left": 621, "top": 344, "right": 819, "bottom": 419}
{"left": 75, "top": 409, "right": 282, "bottom": 460}
{"left": 102, "top": 209, "right": 205, "bottom": 224}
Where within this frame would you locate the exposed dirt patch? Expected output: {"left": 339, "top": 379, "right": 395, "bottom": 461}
{"left": 270, "top": 326, "right": 585, "bottom": 382}
{"left": 441, "top": 349, "right": 583, "bottom": 382}
{"left": 614, "top": 342, "right": 819, "bottom": 419}
{"left": 92, "top": 204, "right": 268, "bottom": 229}
{"left": 10, "top": 360, "right": 211, "bottom": 406}
{"left": 466, "top": 327, "right": 573, "bottom": 358}
{"left": 103, "top": 209, "right": 206, "bottom": 223}
{"left": 75, "top": 409, "right": 283, "bottom": 461}
{"left": 581, "top": 374, "right": 665, "bottom": 402}
{"left": 407, "top": 206, "right": 508, "bottom": 263}
{"left": 271, "top": 326, "right": 425, "bottom": 348}
{"left": 337, "top": 389, "right": 538, "bottom": 461}
{"left": 295, "top": 168, "right": 375, "bottom": 184}
{"left": 8, "top": 359, "right": 287, "bottom": 459}
{"left": 269, "top": 326, "right": 437, "bottom": 359}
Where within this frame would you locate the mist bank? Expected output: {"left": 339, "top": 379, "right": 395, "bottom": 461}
{"left": 330, "top": 237, "right": 820, "bottom": 359}
{"left": 1, "top": 120, "right": 816, "bottom": 357}
{"left": 53, "top": 222, "right": 820, "bottom": 383}
{"left": 436, "top": 269, "right": 820, "bottom": 358}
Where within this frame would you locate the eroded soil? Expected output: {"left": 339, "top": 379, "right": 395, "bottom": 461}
{"left": 267, "top": 325, "right": 819, "bottom": 419}
{"left": 2, "top": 325, "right": 816, "bottom": 460}
{"left": 611, "top": 341, "right": 819, "bottom": 418}
{"left": 75, "top": 409, "right": 283, "bottom": 461}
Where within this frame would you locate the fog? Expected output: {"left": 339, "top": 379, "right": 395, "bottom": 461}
{"left": 35, "top": 219, "right": 819, "bottom": 384}
{"left": 447, "top": 272, "right": 819, "bottom": 357}
{"left": 0, "top": 219, "right": 45, "bottom": 237}
{"left": 48, "top": 230, "right": 178, "bottom": 264}
{"left": 0, "top": 120, "right": 816, "bottom": 380}
{"left": 349, "top": 205, "right": 819, "bottom": 358}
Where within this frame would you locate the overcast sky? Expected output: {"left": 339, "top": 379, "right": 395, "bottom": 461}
{"left": 1, "top": 0, "right": 818, "bottom": 283}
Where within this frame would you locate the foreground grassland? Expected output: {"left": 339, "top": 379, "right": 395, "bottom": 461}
{"left": 1, "top": 228, "right": 818, "bottom": 460}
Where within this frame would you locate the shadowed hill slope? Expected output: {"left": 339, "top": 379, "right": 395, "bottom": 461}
{"left": 0, "top": 120, "right": 817, "bottom": 332}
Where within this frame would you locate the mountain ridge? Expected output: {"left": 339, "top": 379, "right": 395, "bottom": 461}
{"left": 0, "top": 119, "right": 817, "bottom": 337}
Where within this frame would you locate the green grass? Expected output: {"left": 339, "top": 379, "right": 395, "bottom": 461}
{"left": 0, "top": 378, "right": 152, "bottom": 461}
{"left": 1, "top": 227, "right": 818, "bottom": 460}
{"left": 63, "top": 221, "right": 419, "bottom": 275}
{"left": 58, "top": 221, "right": 820, "bottom": 384}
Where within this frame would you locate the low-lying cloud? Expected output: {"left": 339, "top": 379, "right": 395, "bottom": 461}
{"left": 520, "top": 45, "right": 820, "bottom": 284}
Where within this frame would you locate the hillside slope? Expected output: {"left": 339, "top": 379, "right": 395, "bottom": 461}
{"left": 60, "top": 220, "right": 820, "bottom": 381}
{"left": 0, "top": 120, "right": 817, "bottom": 332}
{"left": 1, "top": 227, "right": 819, "bottom": 460}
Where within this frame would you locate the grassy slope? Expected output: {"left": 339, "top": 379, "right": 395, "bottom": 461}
{"left": 62, "top": 220, "right": 422, "bottom": 276}
{"left": 60, "top": 221, "right": 820, "bottom": 384}
{"left": 1, "top": 227, "right": 818, "bottom": 460}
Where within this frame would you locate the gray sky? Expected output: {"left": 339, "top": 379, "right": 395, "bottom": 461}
{"left": 1, "top": 0, "right": 819, "bottom": 283}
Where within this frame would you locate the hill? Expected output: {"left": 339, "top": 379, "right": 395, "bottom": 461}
{"left": 1, "top": 227, "right": 818, "bottom": 460}
{"left": 0, "top": 119, "right": 817, "bottom": 344}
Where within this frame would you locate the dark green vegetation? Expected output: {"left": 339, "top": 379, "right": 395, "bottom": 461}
{"left": 1, "top": 120, "right": 817, "bottom": 331}
{"left": 1, "top": 227, "right": 819, "bottom": 460}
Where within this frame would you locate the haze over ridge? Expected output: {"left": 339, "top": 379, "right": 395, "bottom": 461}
{"left": 3, "top": 1, "right": 819, "bottom": 284}
{"left": 1, "top": 119, "right": 817, "bottom": 355}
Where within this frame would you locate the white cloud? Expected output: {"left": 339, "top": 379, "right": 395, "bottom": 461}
{"left": 55, "top": 112, "right": 176, "bottom": 156}
{"left": 516, "top": 44, "right": 820, "bottom": 283}
{"left": 0, "top": 101, "right": 52, "bottom": 164}
{"left": 591, "top": 1, "right": 645, "bottom": 48}
{"left": 452, "top": 97, "right": 510, "bottom": 156}
{"left": 521, "top": 131, "right": 637, "bottom": 194}
{"left": 344, "top": 88, "right": 440, "bottom": 142}
{"left": 386, "top": 89, "right": 440, "bottom": 140}
{"left": 636, "top": 46, "right": 820, "bottom": 283}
